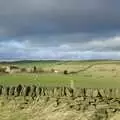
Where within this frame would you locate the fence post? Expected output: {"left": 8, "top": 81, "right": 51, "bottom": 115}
{"left": 70, "top": 80, "right": 75, "bottom": 90}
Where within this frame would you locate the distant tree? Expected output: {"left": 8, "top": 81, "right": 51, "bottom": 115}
{"left": 64, "top": 70, "right": 68, "bottom": 75}
{"left": 51, "top": 68, "right": 55, "bottom": 72}
{"left": 33, "top": 66, "right": 37, "bottom": 72}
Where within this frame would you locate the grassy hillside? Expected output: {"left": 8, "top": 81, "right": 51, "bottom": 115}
{"left": 0, "top": 60, "right": 120, "bottom": 88}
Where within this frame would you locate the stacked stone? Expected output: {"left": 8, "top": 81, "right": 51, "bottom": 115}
{"left": 3, "top": 86, "right": 10, "bottom": 96}
{"left": 9, "top": 86, "right": 15, "bottom": 96}
{"left": 0, "top": 85, "right": 3, "bottom": 95}
{"left": 0, "top": 86, "right": 120, "bottom": 99}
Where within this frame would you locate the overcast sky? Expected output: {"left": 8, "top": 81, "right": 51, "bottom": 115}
{"left": 0, "top": 0, "right": 120, "bottom": 60}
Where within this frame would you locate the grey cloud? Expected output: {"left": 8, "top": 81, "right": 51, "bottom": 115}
{"left": 0, "top": 0, "right": 120, "bottom": 37}
{"left": 0, "top": 36, "right": 120, "bottom": 60}
{"left": 0, "top": 0, "right": 120, "bottom": 60}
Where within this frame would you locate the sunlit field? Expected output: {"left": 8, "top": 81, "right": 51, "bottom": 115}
{"left": 1, "top": 60, "right": 120, "bottom": 120}
{"left": 0, "top": 60, "right": 120, "bottom": 88}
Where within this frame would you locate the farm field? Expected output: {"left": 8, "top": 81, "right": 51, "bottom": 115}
{"left": 1, "top": 60, "right": 120, "bottom": 120}
{"left": 0, "top": 60, "right": 120, "bottom": 88}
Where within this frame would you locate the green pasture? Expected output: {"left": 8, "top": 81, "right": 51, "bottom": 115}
{"left": 0, "top": 72, "right": 120, "bottom": 88}
{"left": 0, "top": 60, "right": 120, "bottom": 88}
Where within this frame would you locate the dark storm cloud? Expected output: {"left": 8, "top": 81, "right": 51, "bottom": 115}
{"left": 0, "top": 0, "right": 120, "bottom": 37}
{"left": 0, "top": 0, "right": 120, "bottom": 60}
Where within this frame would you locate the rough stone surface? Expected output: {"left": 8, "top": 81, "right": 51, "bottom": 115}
{"left": 3, "top": 86, "right": 9, "bottom": 96}
{"left": 1, "top": 86, "right": 120, "bottom": 100}
{"left": 30, "top": 85, "right": 36, "bottom": 99}
{"left": 1, "top": 86, "right": 120, "bottom": 120}
{"left": 36, "top": 86, "right": 42, "bottom": 96}
{"left": 9, "top": 86, "right": 15, "bottom": 96}
{"left": 21, "top": 85, "right": 31, "bottom": 97}
{"left": 65, "top": 87, "right": 73, "bottom": 97}
{"left": 92, "top": 89, "right": 98, "bottom": 97}
{"left": 0, "top": 85, "right": 3, "bottom": 95}
{"left": 86, "top": 88, "right": 93, "bottom": 97}
{"left": 16, "top": 84, "right": 22, "bottom": 96}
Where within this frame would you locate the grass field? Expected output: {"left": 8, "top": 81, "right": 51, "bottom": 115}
{"left": 0, "top": 60, "right": 120, "bottom": 88}
{"left": 1, "top": 60, "right": 120, "bottom": 120}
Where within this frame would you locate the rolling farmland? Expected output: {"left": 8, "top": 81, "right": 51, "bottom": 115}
{"left": 0, "top": 60, "right": 120, "bottom": 120}
{"left": 0, "top": 60, "right": 120, "bottom": 87}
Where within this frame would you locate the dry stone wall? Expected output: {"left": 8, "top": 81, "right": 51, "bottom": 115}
{"left": 1, "top": 85, "right": 120, "bottom": 119}
{"left": 0, "top": 85, "right": 120, "bottom": 99}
